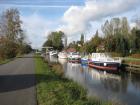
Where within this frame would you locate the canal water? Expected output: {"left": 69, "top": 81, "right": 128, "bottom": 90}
{"left": 46, "top": 56, "right": 140, "bottom": 105}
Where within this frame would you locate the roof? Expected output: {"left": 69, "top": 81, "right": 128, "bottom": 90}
{"left": 66, "top": 48, "right": 76, "bottom": 52}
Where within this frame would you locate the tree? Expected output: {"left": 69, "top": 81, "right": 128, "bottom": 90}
{"left": 129, "top": 28, "right": 137, "bottom": 52}
{"left": 101, "top": 20, "right": 113, "bottom": 37}
{"left": 102, "top": 19, "right": 115, "bottom": 51}
{"left": 111, "top": 18, "right": 121, "bottom": 35}
{"left": 43, "top": 39, "right": 52, "bottom": 47}
{"left": 135, "top": 29, "right": 140, "bottom": 51}
{"left": 101, "top": 17, "right": 130, "bottom": 55}
{"left": 132, "top": 15, "right": 140, "bottom": 29}
{"left": 1, "top": 9, "right": 22, "bottom": 41}
{"left": 64, "top": 36, "right": 67, "bottom": 48}
{"left": 83, "top": 30, "right": 102, "bottom": 53}
{"left": 80, "top": 34, "right": 84, "bottom": 46}
{"left": 0, "top": 8, "right": 31, "bottom": 59}
{"left": 43, "top": 31, "right": 65, "bottom": 51}
{"left": 121, "top": 17, "right": 130, "bottom": 37}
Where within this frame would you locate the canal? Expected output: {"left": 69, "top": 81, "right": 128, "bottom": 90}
{"left": 46, "top": 55, "right": 140, "bottom": 105}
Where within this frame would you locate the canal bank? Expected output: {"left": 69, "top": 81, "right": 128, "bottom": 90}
{"left": 34, "top": 55, "right": 117, "bottom": 105}
{"left": 122, "top": 57, "right": 140, "bottom": 73}
{"left": 43, "top": 55, "right": 140, "bottom": 105}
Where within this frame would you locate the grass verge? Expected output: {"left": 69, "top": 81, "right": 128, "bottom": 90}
{"left": 35, "top": 55, "right": 119, "bottom": 105}
{"left": 0, "top": 59, "right": 12, "bottom": 65}
{"left": 122, "top": 57, "right": 140, "bottom": 65}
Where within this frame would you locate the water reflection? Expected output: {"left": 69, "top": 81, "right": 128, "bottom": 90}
{"left": 45, "top": 55, "right": 58, "bottom": 63}
{"left": 47, "top": 56, "right": 140, "bottom": 105}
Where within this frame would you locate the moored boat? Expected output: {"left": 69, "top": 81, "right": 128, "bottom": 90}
{"left": 49, "top": 50, "right": 58, "bottom": 56}
{"left": 58, "top": 51, "right": 67, "bottom": 59}
{"left": 81, "top": 56, "right": 89, "bottom": 65}
{"left": 88, "top": 62, "right": 120, "bottom": 71}
{"left": 68, "top": 52, "right": 81, "bottom": 63}
{"left": 88, "top": 53, "right": 122, "bottom": 72}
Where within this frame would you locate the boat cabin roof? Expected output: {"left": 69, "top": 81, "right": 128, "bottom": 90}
{"left": 91, "top": 53, "right": 110, "bottom": 58}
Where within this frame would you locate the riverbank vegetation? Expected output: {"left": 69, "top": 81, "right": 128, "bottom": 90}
{"left": 0, "top": 8, "right": 32, "bottom": 63}
{"left": 68, "top": 17, "right": 140, "bottom": 57}
{"left": 43, "top": 17, "right": 140, "bottom": 58}
{"left": 35, "top": 55, "right": 120, "bottom": 105}
{"left": 0, "top": 59, "right": 11, "bottom": 65}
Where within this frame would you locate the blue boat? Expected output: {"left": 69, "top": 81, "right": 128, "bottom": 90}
{"left": 81, "top": 56, "right": 89, "bottom": 65}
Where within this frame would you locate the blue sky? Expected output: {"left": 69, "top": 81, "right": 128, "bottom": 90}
{"left": 0, "top": 0, "right": 140, "bottom": 48}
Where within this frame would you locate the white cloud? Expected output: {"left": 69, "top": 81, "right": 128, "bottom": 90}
{"left": 16, "top": 0, "right": 140, "bottom": 48}
{"left": 58, "top": 0, "right": 140, "bottom": 36}
{"left": 21, "top": 13, "right": 51, "bottom": 48}
{"left": 130, "top": 22, "right": 136, "bottom": 29}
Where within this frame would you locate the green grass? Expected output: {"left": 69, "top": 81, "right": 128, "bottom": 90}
{"left": 35, "top": 55, "right": 119, "bottom": 105}
{"left": 16, "top": 55, "right": 24, "bottom": 58}
{"left": 123, "top": 57, "right": 140, "bottom": 62}
{"left": 122, "top": 57, "right": 140, "bottom": 66}
{"left": 0, "top": 59, "right": 11, "bottom": 64}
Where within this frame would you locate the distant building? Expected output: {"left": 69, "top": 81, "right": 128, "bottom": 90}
{"left": 66, "top": 48, "right": 76, "bottom": 53}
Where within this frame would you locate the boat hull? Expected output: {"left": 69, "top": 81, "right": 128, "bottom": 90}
{"left": 88, "top": 62, "right": 120, "bottom": 72}
{"left": 68, "top": 58, "right": 81, "bottom": 63}
{"left": 68, "top": 59, "right": 80, "bottom": 63}
{"left": 58, "top": 52, "right": 67, "bottom": 59}
{"left": 50, "top": 53, "right": 57, "bottom": 56}
{"left": 58, "top": 55, "right": 67, "bottom": 59}
{"left": 49, "top": 51, "right": 58, "bottom": 57}
{"left": 81, "top": 59, "right": 88, "bottom": 64}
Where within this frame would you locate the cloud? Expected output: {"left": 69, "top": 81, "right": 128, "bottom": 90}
{"left": 21, "top": 13, "right": 51, "bottom": 48}
{"left": 58, "top": 0, "right": 140, "bottom": 36}
{"left": 4, "top": 0, "right": 139, "bottom": 48}
{"left": 130, "top": 22, "right": 136, "bottom": 29}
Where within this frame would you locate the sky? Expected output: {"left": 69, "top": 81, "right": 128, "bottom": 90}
{"left": 0, "top": 0, "right": 140, "bottom": 48}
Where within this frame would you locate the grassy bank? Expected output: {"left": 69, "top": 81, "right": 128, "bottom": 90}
{"left": 122, "top": 57, "right": 140, "bottom": 67}
{"left": 122, "top": 57, "right": 140, "bottom": 73}
{"left": 0, "top": 55, "right": 23, "bottom": 65}
{"left": 0, "top": 59, "right": 11, "bottom": 65}
{"left": 34, "top": 56, "right": 116, "bottom": 105}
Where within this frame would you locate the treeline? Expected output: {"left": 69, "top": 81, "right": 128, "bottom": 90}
{"left": 68, "top": 17, "right": 140, "bottom": 56}
{"left": 0, "top": 8, "right": 32, "bottom": 60}
{"left": 43, "top": 17, "right": 140, "bottom": 56}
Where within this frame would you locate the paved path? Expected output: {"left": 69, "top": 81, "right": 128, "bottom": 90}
{"left": 0, "top": 54, "right": 37, "bottom": 105}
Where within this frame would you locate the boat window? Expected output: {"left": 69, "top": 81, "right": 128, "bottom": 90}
{"left": 72, "top": 52, "right": 78, "bottom": 55}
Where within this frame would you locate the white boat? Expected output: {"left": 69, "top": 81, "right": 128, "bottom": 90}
{"left": 58, "top": 51, "right": 67, "bottom": 59}
{"left": 91, "top": 53, "right": 122, "bottom": 64}
{"left": 58, "top": 58, "right": 67, "bottom": 65}
{"left": 49, "top": 51, "right": 58, "bottom": 56}
{"left": 45, "top": 47, "right": 53, "bottom": 55}
{"left": 88, "top": 53, "right": 122, "bottom": 72}
{"left": 67, "top": 52, "right": 81, "bottom": 62}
